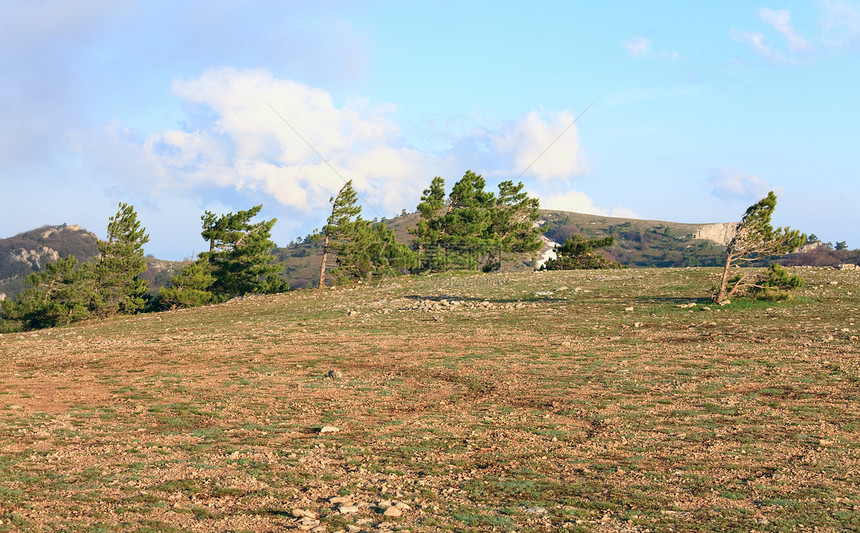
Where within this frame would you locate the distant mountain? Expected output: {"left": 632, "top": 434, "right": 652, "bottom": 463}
{"left": 0, "top": 224, "right": 100, "bottom": 301}
{"left": 7, "top": 210, "right": 849, "bottom": 300}
{"left": 0, "top": 225, "right": 186, "bottom": 302}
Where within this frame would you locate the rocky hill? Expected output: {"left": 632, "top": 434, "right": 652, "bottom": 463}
{"left": 0, "top": 225, "right": 185, "bottom": 301}
{"left": 0, "top": 225, "right": 100, "bottom": 301}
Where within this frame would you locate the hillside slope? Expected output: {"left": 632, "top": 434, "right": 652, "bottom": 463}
{"left": 0, "top": 267, "right": 857, "bottom": 531}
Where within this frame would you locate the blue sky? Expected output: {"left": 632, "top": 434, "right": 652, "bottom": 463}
{"left": 2, "top": 0, "right": 858, "bottom": 259}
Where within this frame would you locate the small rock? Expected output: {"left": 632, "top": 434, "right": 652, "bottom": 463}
{"left": 701, "top": 306, "right": 711, "bottom": 311}
{"left": 329, "top": 496, "right": 352, "bottom": 504}
{"left": 624, "top": 306, "right": 634, "bottom": 312}
{"left": 339, "top": 505, "right": 360, "bottom": 514}
{"left": 677, "top": 302, "right": 697, "bottom": 308}
{"left": 327, "top": 369, "right": 343, "bottom": 379}
{"left": 293, "top": 509, "right": 318, "bottom": 519}
{"left": 633, "top": 322, "right": 642, "bottom": 328}
{"left": 718, "top": 300, "right": 731, "bottom": 306}
{"left": 383, "top": 506, "right": 402, "bottom": 517}
{"left": 829, "top": 281, "right": 839, "bottom": 285}
{"left": 319, "top": 426, "right": 340, "bottom": 434}
{"left": 521, "top": 506, "right": 547, "bottom": 515}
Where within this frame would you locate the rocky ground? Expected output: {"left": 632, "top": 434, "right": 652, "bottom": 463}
{"left": 0, "top": 267, "right": 858, "bottom": 532}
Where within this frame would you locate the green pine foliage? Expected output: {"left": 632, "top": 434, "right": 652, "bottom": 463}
{"left": 715, "top": 192, "right": 806, "bottom": 303}
{"left": 90, "top": 203, "right": 151, "bottom": 317}
{"left": 317, "top": 180, "right": 414, "bottom": 286}
{"left": 316, "top": 181, "right": 364, "bottom": 288}
{"left": 156, "top": 261, "right": 215, "bottom": 309}
{"left": 1, "top": 255, "right": 90, "bottom": 330}
{"left": 1, "top": 203, "right": 151, "bottom": 329}
{"left": 332, "top": 222, "right": 415, "bottom": 283}
{"left": 199, "top": 205, "right": 288, "bottom": 300}
{"left": 752, "top": 263, "right": 804, "bottom": 301}
{"left": 410, "top": 170, "right": 542, "bottom": 272}
{"left": 541, "top": 234, "right": 621, "bottom": 270}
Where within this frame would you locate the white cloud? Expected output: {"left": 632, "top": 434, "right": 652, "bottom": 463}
{"left": 541, "top": 190, "right": 639, "bottom": 219}
{"left": 72, "top": 68, "right": 586, "bottom": 232}
{"left": 758, "top": 8, "right": 812, "bottom": 53}
{"left": 708, "top": 169, "right": 777, "bottom": 200}
{"left": 624, "top": 36, "right": 652, "bottom": 57}
{"left": 820, "top": 1, "right": 860, "bottom": 49}
{"left": 490, "top": 110, "right": 586, "bottom": 182}
{"left": 732, "top": 8, "right": 816, "bottom": 63}
{"left": 730, "top": 28, "right": 790, "bottom": 64}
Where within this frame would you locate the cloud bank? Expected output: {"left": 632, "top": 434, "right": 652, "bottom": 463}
{"left": 60, "top": 67, "right": 600, "bottom": 255}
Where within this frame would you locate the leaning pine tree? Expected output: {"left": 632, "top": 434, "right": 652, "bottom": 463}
{"left": 199, "top": 205, "right": 287, "bottom": 299}
{"left": 714, "top": 191, "right": 805, "bottom": 304}
{"left": 317, "top": 181, "right": 362, "bottom": 288}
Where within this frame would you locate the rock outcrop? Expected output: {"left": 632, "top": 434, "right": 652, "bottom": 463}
{"left": 693, "top": 223, "right": 738, "bottom": 247}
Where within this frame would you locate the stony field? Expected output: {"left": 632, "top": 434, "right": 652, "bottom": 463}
{"left": 0, "top": 267, "right": 858, "bottom": 532}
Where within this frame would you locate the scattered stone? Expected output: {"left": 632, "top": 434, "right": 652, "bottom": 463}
{"left": 347, "top": 309, "right": 359, "bottom": 316}
{"left": 339, "top": 505, "right": 360, "bottom": 514}
{"left": 829, "top": 281, "right": 839, "bottom": 285}
{"left": 329, "top": 496, "right": 352, "bottom": 504}
{"left": 633, "top": 322, "right": 642, "bottom": 328}
{"left": 677, "top": 302, "right": 697, "bottom": 308}
{"left": 297, "top": 516, "right": 321, "bottom": 530}
{"left": 327, "top": 369, "right": 343, "bottom": 379}
{"left": 319, "top": 426, "right": 340, "bottom": 434}
{"left": 701, "top": 306, "right": 711, "bottom": 311}
{"left": 624, "top": 306, "right": 634, "bottom": 312}
{"left": 521, "top": 506, "right": 548, "bottom": 515}
{"left": 718, "top": 300, "right": 731, "bottom": 306}
{"left": 292, "top": 509, "right": 318, "bottom": 519}
{"left": 382, "top": 506, "right": 402, "bottom": 517}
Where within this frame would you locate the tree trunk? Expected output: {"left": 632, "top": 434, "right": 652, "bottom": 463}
{"left": 318, "top": 235, "right": 329, "bottom": 289}
{"left": 715, "top": 252, "right": 733, "bottom": 303}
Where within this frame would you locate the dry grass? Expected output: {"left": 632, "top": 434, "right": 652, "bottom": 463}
{"left": 0, "top": 267, "right": 858, "bottom": 532}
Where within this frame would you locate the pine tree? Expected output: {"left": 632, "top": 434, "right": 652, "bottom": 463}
{"left": 1, "top": 255, "right": 90, "bottom": 329}
{"left": 411, "top": 176, "right": 449, "bottom": 271}
{"left": 410, "top": 171, "right": 542, "bottom": 272}
{"left": 199, "top": 205, "right": 287, "bottom": 299}
{"left": 715, "top": 192, "right": 805, "bottom": 303}
{"left": 332, "top": 222, "right": 415, "bottom": 283}
{"left": 317, "top": 182, "right": 362, "bottom": 288}
{"left": 316, "top": 181, "right": 413, "bottom": 286}
{"left": 541, "top": 235, "right": 620, "bottom": 270}
{"left": 90, "top": 203, "right": 150, "bottom": 317}
{"left": 156, "top": 261, "right": 215, "bottom": 309}
{"left": 485, "top": 180, "right": 542, "bottom": 271}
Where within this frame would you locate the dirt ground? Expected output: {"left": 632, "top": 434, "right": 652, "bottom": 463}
{"left": 0, "top": 267, "right": 858, "bottom": 532}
